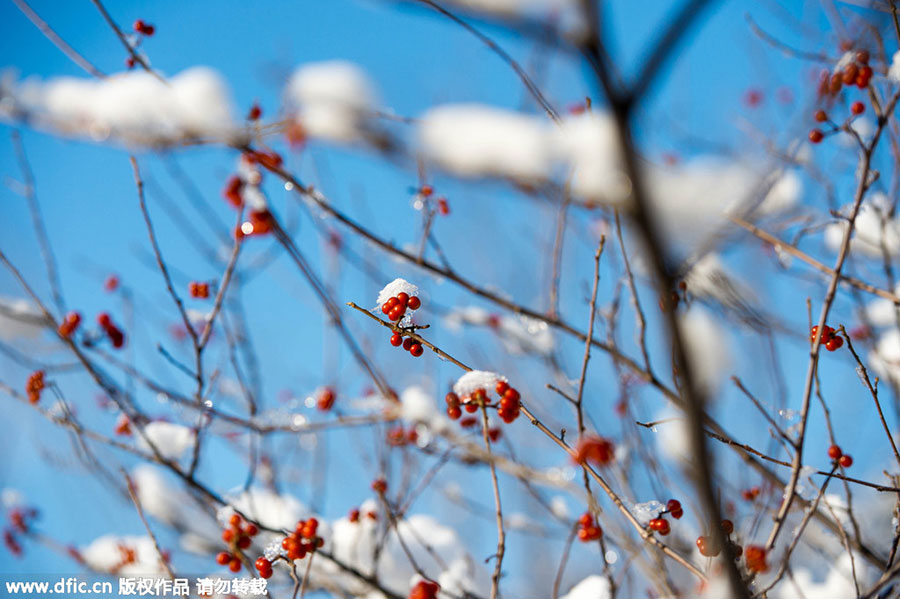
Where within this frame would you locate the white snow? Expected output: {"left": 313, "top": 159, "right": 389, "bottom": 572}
{"left": 399, "top": 386, "right": 438, "bottom": 425}
{"left": 0, "top": 296, "right": 42, "bottom": 341}
{"left": 81, "top": 534, "right": 168, "bottom": 576}
{"left": 654, "top": 408, "right": 691, "bottom": 463}
{"left": 890, "top": 50, "right": 900, "bottom": 82}
{"left": 225, "top": 487, "right": 308, "bottom": 532}
{"left": 863, "top": 286, "right": 900, "bottom": 327}
{"left": 630, "top": 500, "right": 664, "bottom": 526}
{"left": 4, "top": 68, "right": 234, "bottom": 146}
{"left": 136, "top": 421, "right": 195, "bottom": 461}
{"left": 869, "top": 329, "right": 900, "bottom": 384}
{"left": 285, "top": 61, "right": 377, "bottom": 143}
{"left": 551, "top": 111, "right": 628, "bottom": 205}
{"left": 678, "top": 307, "right": 732, "bottom": 394}
{"left": 419, "top": 104, "right": 552, "bottom": 183}
{"left": 443, "top": 307, "right": 554, "bottom": 355}
{"left": 376, "top": 278, "right": 420, "bottom": 306}
{"left": 561, "top": 575, "right": 612, "bottom": 599}
{"left": 825, "top": 194, "right": 900, "bottom": 258}
{"left": 452, "top": 370, "right": 507, "bottom": 398}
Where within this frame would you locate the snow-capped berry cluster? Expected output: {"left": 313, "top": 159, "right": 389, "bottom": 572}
{"left": 828, "top": 444, "right": 854, "bottom": 468}
{"left": 189, "top": 281, "right": 210, "bottom": 299}
{"left": 810, "top": 325, "right": 843, "bottom": 351}
{"left": 745, "top": 544, "right": 768, "bottom": 573}
{"left": 408, "top": 579, "right": 440, "bottom": 599}
{"left": 26, "top": 370, "right": 45, "bottom": 404}
{"left": 133, "top": 19, "right": 155, "bottom": 36}
{"left": 646, "top": 500, "right": 682, "bottom": 537}
{"left": 279, "top": 517, "right": 323, "bottom": 562}
{"left": 216, "top": 513, "right": 260, "bottom": 572}
{"left": 696, "top": 519, "right": 741, "bottom": 558}
{"left": 57, "top": 311, "right": 81, "bottom": 338}
{"left": 576, "top": 512, "right": 602, "bottom": 542}
{"left": 819, "top": 50, "right": 872, "bottom": 97}
{"left": 445, "top": 373, "right": 522, "bottom": 425}
{"left": 316, "top": 387, "right": 335, "bottom": 411}
{"left": 98, "top": 313, "right": 125, "bottom": 349}
{"left": 573, "top": 435, "right": 615, "bottom": 467}
{"left": 377, "top": 279, "right": 420, "bottom": 327}
{"left": 114, "top": 413, "right": 131, "bottom": 436}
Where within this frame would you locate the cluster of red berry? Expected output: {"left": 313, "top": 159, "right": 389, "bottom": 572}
{"left": 383, "top": 292, "right": 421, "bottom": 322}
{"left": 456, "top": 416, "right": 503, "bottom": 441}
{"left": 828, "top": 444, "right": 854, "bottom": 468}
{"left": 253, "top": 557, "right": 273, "bottom": 579}
{"left": 114, "top": 413, "right": 132, "bottom": 436}
{"left": 387, "top": 425, "right": 419, "bottom": 447}
{"left": 573, "top": 435, "right": 615, "bottom": 467}
{"left": 245, "top": 149, "right": 283, "bottom": 171}
{"left": 696, "top": 519, "right": 740, "bottom": 558}
{"left": 417, "top": 184, "right": 450, "bottom": 217}
{"left": 98, "top": 313, "right": 126, "bottom": 349}
{"left": 408, "top": 580, "right": 440, "bottom": 599}
{"left": 818, "top": 50, "right": 872, "bottom": 97}
{"left": 3, "top": 507, "right": 38, "bottom": 557}
{"left": 235, "top": 210, "right": 274, "bottom": 240}
{"left": 133, "top": 19, "right": 155, "bottom": 36}
{"left": 316, "top": 387, "right": 335, "bottom": 411}
{"left": 444, "top": 381, "right": 522, "bottom": 426}
{"left": 809, "top": 101, "right": 866, "bottom": 144}
{"left": 741, "top": 486, "right": 761, "bottom": 502}
{"left": 216, "top": 513, "right": 260, "bottom": 573}
{"left": 647, "top": 499, "right": 683, "bottom": 537}
{"left": 223, "top": 176, "right": 244, "bottom": 209}
{"left": 809, "top": 325, "right": 843, "bottom": 351}
{"left": 576, "top": 512, "right": 603, "bottom": 542}
{"left": 745, "top": 544, "right": 769, "bottom": 573}
{"left": 26, "top": 370, "right": 45, "bottom": 405}
{"left": 189, "top": 281, "right": 210, "bottom": 299}
{"left": 279, "top": 518, "right": 323, "bottom": 563}
{"left": 347, "top": 506, "right": 377, "bottom": 523}
{"left": 57, "top": 311, "right": 81, "bottom": 338}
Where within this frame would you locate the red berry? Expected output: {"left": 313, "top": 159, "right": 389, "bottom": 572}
{"left": 396, "top": 292, "right": 409, "bottom": 306}
{"left": 248, "top": 103, "right": 262, "bottom": 121}
{"left": 382, "top": 303, "right": 392, "bottom": 315}
{"left": 828, "top": 444, "right": 843, "bottom": 459}
{"left": 409, "top": 580, "right": 440, "bottom": 599}
{"left": 447, "top": 405, "right": 462, "bottom": 419}
{"left": 721, "top": 519, "right": 734, "bottom": 535}
{"left": 216, "top": 551, "right": 231, "bottom": 565}
{"left": 402, "top": 338, "right": 414, "bottom": 351}
{"left": 839, "top": 454, "right": 853, "bottom": 468}
{"left": 228, "top": 558, "right": 242, "bottom": 572}
{"left": 237, "top": 535, "right": 251, "bottom": 549}
{"left": 745, "top": 545, "right": 768, "bottom": 573}
{"left": 420, "top": 185, "right": 434, "bottom": 197}
{"left": 244, "top": 523, "right": 258, "bottom": 537}
{"left": 349, "top": 508, "right": 360, "bottom": 523}
{"left": 372, "top": 478, "right": 387, "bottom": 494}
{"left": 814, "top": 109, "right": 828, "bottom": 123}
{"left": 666, "top": 499, "right": 683, "bottom": 519}
{"left": 437, "top": 197, "right": 450, "bottom": 215}
{"left": 255, "top": 557, "right": 271, "bottom": 571}
{"left": 697, "top": 536, "right": 720, "bottom": 557}
{"left": 407, "top": 296, "right": 421, "bottom": 310}
{"left": 390, "top": 333, "right": 402, "bottom": 347}
{"left": 316, "top": 387, "right": 335, "bottom": 411}
{"left": 851, "top": 101, "right": 865, "bottom": 115}
{"left": 409, "top": 343, "right": 424, "bottom": 357}
{"left": 842, "top": 63, "right": 859, "bottom": 85}
{"left": 809, "top": 129, "right": 824, "bottom": 143}
{"left": 573, "top": 435, "right": 615, "bottom": 467}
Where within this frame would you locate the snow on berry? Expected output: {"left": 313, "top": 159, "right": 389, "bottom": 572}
{"left": 452, "top": 370, "right": 507, "bottom": 399}
{"left": 630, "top": 500, "right": 665, "bottom": 527}
{"left": 376, "top": 278, "right": 420, "bottom": 307}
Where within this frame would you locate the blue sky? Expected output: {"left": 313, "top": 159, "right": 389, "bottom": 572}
{"left": 0, "top": 0, "right": 896, "bottom": 595}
